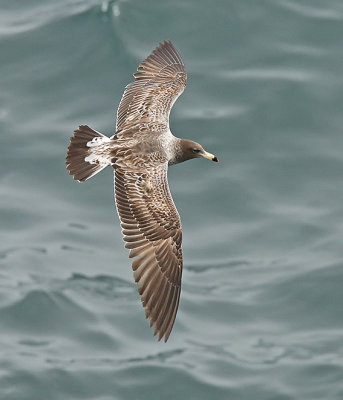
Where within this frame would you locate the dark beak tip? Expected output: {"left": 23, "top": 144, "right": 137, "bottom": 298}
{"left": 212, "top": 156, "right": 219, "bottom": 163}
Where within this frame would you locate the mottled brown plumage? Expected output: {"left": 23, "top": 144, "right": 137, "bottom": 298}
{"left": 66, "top": 41, "right": 218, "bottom": 342}
{"left": 116, "top": 40, "right": 186, "bottom": 130}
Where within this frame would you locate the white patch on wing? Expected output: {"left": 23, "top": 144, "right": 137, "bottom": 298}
{"left": 86, "top": 136, "right": 110, "bottom": 148}
{"left": 84, "top": 153, "right": 111, "bottom": 166}
{"left": 84, "top": 136, "right": 112, "bottom": 166}
{"left": 84, "top": 153, "right": 97, "bottom": 164}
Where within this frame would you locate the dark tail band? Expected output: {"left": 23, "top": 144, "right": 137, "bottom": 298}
{"left": 66, "top": 125, "right": 111, "bottom": 182}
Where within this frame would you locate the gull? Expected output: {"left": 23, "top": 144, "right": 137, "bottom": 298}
{"left": 66, "top": 41, "right": 218, "bottom": 342}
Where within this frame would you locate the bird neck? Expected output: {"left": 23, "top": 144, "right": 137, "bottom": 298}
{"left": 168, "top": 138, "right": 194, "bottom": 165}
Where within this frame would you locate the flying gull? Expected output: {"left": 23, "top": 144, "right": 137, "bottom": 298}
{"left": 66, "top": 41, "right": 218, "bottom": 342}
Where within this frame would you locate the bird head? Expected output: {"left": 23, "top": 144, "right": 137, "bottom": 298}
{"left": 180, "top": 139, "right": 219, "bottom": 163}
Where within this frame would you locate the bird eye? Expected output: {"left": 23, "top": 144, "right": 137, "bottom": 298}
{"left": 193, "top": 149, "right": 201, "bottom": 153}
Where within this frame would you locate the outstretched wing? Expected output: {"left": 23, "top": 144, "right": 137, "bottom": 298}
{"left": 116, "top": 40, "right": 187, "bottom": 131}
{"left": 114, "top": 164, "right": 183, "bottom": 342}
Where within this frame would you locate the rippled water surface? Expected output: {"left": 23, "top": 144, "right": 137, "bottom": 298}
{"left": 1, "top": 1, "right": 343, "bottom": 399}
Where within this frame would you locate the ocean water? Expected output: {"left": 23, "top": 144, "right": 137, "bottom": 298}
{"left": 1, "top": 0, "right": 343, "bottom": 399}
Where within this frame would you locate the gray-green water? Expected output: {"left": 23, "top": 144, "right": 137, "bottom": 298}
{"left": 1, "top": 1, "right": 343, "bottom": 399}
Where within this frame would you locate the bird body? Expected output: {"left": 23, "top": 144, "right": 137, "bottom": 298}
{"left": 66, "top": 41, "right": 218, "bottom": 342}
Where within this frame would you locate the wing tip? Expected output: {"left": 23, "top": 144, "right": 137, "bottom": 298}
{"left": 137, "top": 40, "right": 185, "bottom": 75}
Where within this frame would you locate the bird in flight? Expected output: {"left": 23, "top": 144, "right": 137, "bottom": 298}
{"left": 66, "top": 41, "right": 218, "bottom": 342}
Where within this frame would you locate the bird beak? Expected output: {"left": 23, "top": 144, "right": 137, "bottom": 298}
{"left": 202, "top": 151, "right": 219, "bottom": 163}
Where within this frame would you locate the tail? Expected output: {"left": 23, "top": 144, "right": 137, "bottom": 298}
{"left": 66, "top": 125, "right": 112, "bottom": 182}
